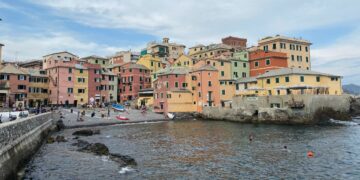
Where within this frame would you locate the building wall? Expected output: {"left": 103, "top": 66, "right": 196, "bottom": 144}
{"left": 74, "top": 68, "right": 88, "bottom": 105}
{"left": 220, "top": 81, "right": 236, "bottom": 103}
{"left": 84, "top": 64, "right": 102, "bottom": 103}
{"left": 192, "top": 70, "right": 220, "bottom": 112}
{"left": 231, "top": 51, "right": 249, "bottom": 79}
{"left": 167, "top": 92, "right": 194, "bottom": 113}
{"left": 0, "top": 74, "right": 29, "bottom": 107}
{"left": 257, "top": 74, "right": 342, "bottom": 96}
{"left": 258, "top": 36, "right": 311, "bottom": 70}
{"left": 136, "top": 54, "right": 162, "bottom": 80}
{"left": 194, "top": 59, "right": 232, "bottom": 80}
{"left": 173, "top": 55, "right": 195, "bottom": 67}
{"left": 249, "top": 50, "right": 288, "bottom": 77}
{"left": 222, "top": 36, "right": 247, "bottom": 49}
{"left": 28, "top": 76, "right": 49, "bottom": 107}
{"left": 43, "top": 52, "right": 78, "bottom": 69}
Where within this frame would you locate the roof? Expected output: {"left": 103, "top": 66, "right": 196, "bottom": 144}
{"left": 193, "top": 65, "right": 218, "bottom": 72}
{"left": 0, "top": 64, "right": 28, "bottom": 75}
{"left": 236, "top": 77, "right": 257, "bottom": 83}
{"left": 101, "top": 69, "right": 115, "bottom": 76}
{"left": 126, "top": 63, "right": 149, "bottom": 70}
{"left": 81, "top": 55, "right": 108, "bottom": 60}
{"left": 25, "top": 69, "right": 47, "bottom": 77}
{"left": 258, "top": 35, "right": 311, "bottom": 45}
{"left": 158, "top": 67, "right": 191, "bottom": 76}
{"left": 257, "top": 68, "right": 341, "bottom": 79}
{"left": 189, "top": 44, "right": 205, "bottom": 49}
{"left": 43, "top": 51, "right": 79, "bottom": 58}
{"left": 18, "top": 60, "right": 42, "bottom": 66}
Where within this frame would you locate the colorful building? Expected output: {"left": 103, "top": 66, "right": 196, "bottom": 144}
{"left": 81, "top": 55, "right": 110, "bottom": 68}
{"left": 236, "top": 68, "right": 342, "bottom": 96}
{"left": 173, "top": 55, "right": 196, "bottom": 67}
{"left": 258, "top": 35, "right": 312, "bottom": 70}
{"left": 110, "top": 51, "right": 140, "bottom": 64}
{"left": 19, "top": 60, "right": 43, "bottom": 69}
{"left": 0, "top": 64, "right": 29, "bottom": 108}
{"left": 194, "top": 57, "right": 232, "bottom": 80}
{"left": 230, "top": 51, "right": 249, "bottom": 79}
{"left": 141, "top": 38, "right": 185, "bottom": 59}
{"left": 74, "top": 64, "right": 89, "bottom": 106}
{"left": 189, "top": 43, "right": 233, "bottom": 60}
{"left": 249, "top": 50, "right": 288, "bottom": 77}
{"left": 116, "top": 62, "right": 150, "bottom": 102}
{"left": 222, "top": 36, "right": 247, "bottom": 49}
{"left": 27, "top": 69, "right": 49, "bottom": 107}
{"left": 136, "top": 54, "right": 162, "bottom": 80}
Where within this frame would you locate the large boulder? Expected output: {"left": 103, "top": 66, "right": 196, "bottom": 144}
{"left": 72, "top": 129, "right": 101, "bottom": 136}
{"left": 110, "top": 153, "right": 137, "bottom": 167}
{"left": 313, "top": 107, "right": 351, "bottom": 122}
{"left": 80, "top": 143, "right": 110, "bottom": 156}
{"left": 350, "top": 97, "right": 360, "bottom": 116}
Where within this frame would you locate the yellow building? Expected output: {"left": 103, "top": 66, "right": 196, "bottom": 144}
{"left": 166, "top": 90, "right": 195, "bottom": 113}
{"left": 136, "top": 54, "right": 162, "bottom": 80}
{"left": 236, "top": 68, "right": 342, "bottom": 96}
{"left": 27, "top": 69, "right": 50, "bottom": 107}
{"left": 137, "top": 88, "right": 154, "bottom": 107}
{"left": 74, "top": 64, "right": 89, "bottom": 106}
{"left": 219, "top": 80, "right": 236, "bottom": 107}
{"left": 189, "top": 43, "right": 232, "bottom": 60}
{"left": 194, "top": 57, "right": 232, "bottom": 80}
{"left": 258, "top": 35, "right": 312, "bottom": 70}
{"left": 235, "top": 77, "right": 261, "bottom": 97}
{"left": 173, "top": 55, "right": 196, "bottom": 67}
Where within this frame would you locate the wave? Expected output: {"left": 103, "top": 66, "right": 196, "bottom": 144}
{"left": 329, "top": 119, "right": 359, "bottom": 126}
{"left": 118, "top": 166, "right": 135, "bottom": 174}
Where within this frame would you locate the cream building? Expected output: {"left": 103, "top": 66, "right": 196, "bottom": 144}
{"left": 258, "top": 35, "right": 312, "bottom": 70}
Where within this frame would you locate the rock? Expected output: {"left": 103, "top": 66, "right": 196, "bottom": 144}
{"left": 47, "top": 137, "right": 55, "bottom": 144}
{"left": 110, "top": 153, "right": 137, "bottom": 167}
{"left": 314, "top": 107, "right": 351, "bottom": 122}
{"left": 350, "top": 97, "right": 360, "bottom": 116}
{"left": 72, "top": 139, "right": 90, "bottom": 148}
{"left": 56, "top": 119, "right": 65, "bottom": 131}
{"left": 72, "top": 129, "right": 100, "bottom": 136}
{"left": 80, "top": 143, "right": 109, "bottom": 156}
{"left": 55, "top": 135, "right": 67, "bottom": 142}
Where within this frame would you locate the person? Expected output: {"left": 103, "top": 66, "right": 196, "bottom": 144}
{"left": 141, "top": 105, "right": 147, "bottom": 116}
{"left": 108, "top": 107, "right": 111, "bottom": 117}
{"left": 91, "top": 111, "right": 96, "bottom": 117}
{"left": 249, "top": 134, "right": 253, "bottom": 142}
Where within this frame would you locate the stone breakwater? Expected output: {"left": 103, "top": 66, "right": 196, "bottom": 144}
{"left": 0, "top": 112, "right": 59, "bottom": 180}
{"left": 201, "top": 95, "right": 359, "bottom": 124}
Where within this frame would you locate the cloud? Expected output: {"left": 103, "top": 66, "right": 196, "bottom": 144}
{"left": 0, "top": 32, "right": 140, "bottom": 60}
{"left": 28, "top": 0, "right": 360, "bottom": 46}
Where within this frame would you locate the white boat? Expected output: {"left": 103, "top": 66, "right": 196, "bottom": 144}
{"left": 167, "top": 113, "right": 175, "bottom": 120}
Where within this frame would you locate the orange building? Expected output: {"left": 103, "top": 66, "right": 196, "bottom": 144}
{"left": 249, "top": 50, "right": 288, "bottom": 77}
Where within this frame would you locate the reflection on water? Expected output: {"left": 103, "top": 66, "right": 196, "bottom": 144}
{"left": 24, "top": 120, "right": 360, "bottom": 179}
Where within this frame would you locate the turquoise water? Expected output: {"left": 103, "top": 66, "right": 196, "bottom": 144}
{"left": 23, "top": 119, "right": 360, "bottom": 179}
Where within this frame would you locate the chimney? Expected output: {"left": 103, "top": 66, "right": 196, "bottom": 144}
{"left": 163, "top": 37, "right": 169, "bottom": 44}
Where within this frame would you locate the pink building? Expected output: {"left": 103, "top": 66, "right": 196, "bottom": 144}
{"left": 84, "top": 63, "right": 102, "bottom": 103}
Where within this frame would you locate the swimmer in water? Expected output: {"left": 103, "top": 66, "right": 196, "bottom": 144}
{"left": 283, "top": 145, "right": 291, "bottom": 152}
{"left": 249, "top": 134, "right": 253, "bottom": 142}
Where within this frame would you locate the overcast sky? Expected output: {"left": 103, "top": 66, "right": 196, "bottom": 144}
{"left": 0, "top": 0, "right": 360, "bottom": 84}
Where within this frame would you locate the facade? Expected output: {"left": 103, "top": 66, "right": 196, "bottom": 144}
{"left": 222, "top": 36, "right": 247, "bottom": 49}
{"left": 0, "top": 64, "right": 29, "bottom": 108}
{"left": 102, "top": 70, "right": 117, "bottom": 103}
{"left": 137, "top": 88, "right": 154, "bottom": 107}
{"left": 117, "top": 62, "right": 151, "bottom": 102}
{"left": 219, "top": 80, "right": 236, "bottom": 107}
{"left": 27, "top": 69, "right": 49, "bottom": 107}
{"left": 142, "top": 38, "right": 185, "bottom": 59}
{"left": 110, "top": 51, "right": 140, "bottom": 64}
{"left": 235, "top": 77, "right": 259, "bottom": 97}
{"left": 136, "top": 54, "right": 162, "bottom": 80}
{"left": 236, "top": 68, "right": 342, "bottom": 96}
{"left": 189, "top": 43, "right": 233, "bottom": 60}
{"left": 84, "top": 63, "right": 102, "bottom": 104}
{"left": 81, "top": 55, "right": 110, "bottom": 68}
{"left": 249, "top": 50, "right": 288, "bottom": 77}
{"left": 258, "top": 35, "right": 312, "bottom": 70}
{"left": 173, "top": 55, "right": 196, "bottom": 67}
{"left": 194, "top": 57, "right": 232, "bottom": 80}
{"left": 74, "top": 64, "right": 89, "bottom": 106}
{"left": 230, "top": 51, "right": 249, "bottom": 79}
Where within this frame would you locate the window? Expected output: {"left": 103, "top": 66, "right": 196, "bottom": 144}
{"left": 167, "top": 94, "right": 172, "bottom": 99}
{"left": 129, "top": 69, "right": 132, "bottom": 72}
{"left": 234, "top": 72, "right": 238, "bottom": 78}
{"left": 95, "top": 60, "right": 98, "bottom": 64}
{"left": 221, "top": 61, "right": 224, "bottom": 66}
{"left": 242, "top": 72, "right": 247, "bottom": 78}
{"left": 151, "top": 61, "right": 154, "bottom": 66}
{"left": 0, "top": 74, "right": 9, "bottom": 80}
{"left": 182, "top": 83, "right": 188, "bottom": 88}
{"left": 254, "top": 62, "right": 259, "bottom": 67}
{"left": 18, "top": 85, "right": 26, "bottom": 90}
{"left": 300, "top": 76, "right": 305, "bottom": 82}
{"left": 78, "top": 78, "right": 85, "bottom": 83}
{"left": 129, "top": 86, "right": 132, "bottom": 91}
{"left": 69, "top": 68, "right": 72, "bottom": 73}
{"left": 79, "top": 69, "right": 83, "bottom": 73}
{"left": 263, "top": 45, "right": 268, "bottom": 51}
{"left": 208, "top": 81, "right": 212, "bottom": 87}
{"left": 316, "top": 76, "right": 320, "bottom": 82}
{"left": 306, "top": 57, "right": 309, "bottom": 62}
{"left": 272, "top": 43, "right": 276, "bottom": 50}
{"left": 234, "top": 62, "right": 238, "bottom": 67}
{"left": 213, "top": 62, "right": 216, "bottom": 66}
{"left": 243, "top": 63, "right": 247, "bottom": 68}
{"left": 18, "top": 75, "right": 26, "bottom": 80}
{"left": 166, "top": 82, "right": 169, "bottom": 88}
{"left": 280, "top": 43, "right": 286, "bottom": 49}
{"left": 285, "top": 76, "right": 290, "bottom": 82}
{"left": 158, "top": 63, "right": 161, "bottom": 67}
{"left": 266, "top": 79, "right": 271, "bottom": 84}
{"left": 266, "top": 59, "right": 270, "bottom": 65}
{"left": 276, "top": 77, "right": 279, "bottom": 83}
{"left": 222, "top": 90, "right": 225, "bottom": 95}
{"left": 175, "top": 82, "right": 179, "bottom": 88}
{"left": 68, "top": 77, "right": 72, "bottom": 81}
{"left": 291, "top": 55, "right": 295, "bottom": 61}
{"left": 102, "top": 60, "right": 105, "bottom": 65}
{"left": 198, "top": 92, "right": 201, "bottom": 97}
{"left": 221, "top": 71, "right": 225, "bottom": 77}
{"left": 305, "top": 46, "right": 309, "bottom": 52}
{"left": 67, "top": 88, "right": 73, "bottom": 94}
{"left": 78, "top": 89, "right": 85, "bottom": 93}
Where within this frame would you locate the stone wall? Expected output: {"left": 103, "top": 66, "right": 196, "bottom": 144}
{"left": 202, "top": 95, "right": 352, "bottom": 124}
{"left": 0, "top": 112, "right": 58, "bottom": 179}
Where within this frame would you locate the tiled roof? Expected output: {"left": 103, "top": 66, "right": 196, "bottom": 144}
{"left": 43, "top": 51, "right": 79, "bottom": 58}
{"left": 75, "top": 64, "right": 88, "bottom": 70}
{"left": 0, "top": 64, "right": 28, "bottom": 75}
{"left": 26, "top": 69, "right": 48, "bottom": 77}
{"left": 236, "top": 77, "right": 257, "bottom": 83}
{"left": 82, "top": 55, "right": 108, "bottom": 60}
{"left": 127, "top": 63, "right": 149, "bottom": 70}
{"left": 158, "top": 67, "right": 191, "bottom": 76}
{"left": 257, "top": 68, "right": 341, "bottom": 78}
{"left": 193, "top": 65, "right": 218, "bottom": 72}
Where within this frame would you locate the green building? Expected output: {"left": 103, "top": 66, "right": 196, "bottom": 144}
{"left": 230, "top": 51, "right": 249, "bottom": 79}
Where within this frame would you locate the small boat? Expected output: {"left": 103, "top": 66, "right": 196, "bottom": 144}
{"left": 112, "top": 104, "right": 125, "bottom": 111}
{"left": 116, "top": 115, "right": 129, "bottom": 121}
{"left": 167, "top": 113, "right": 175, "bottom": 120}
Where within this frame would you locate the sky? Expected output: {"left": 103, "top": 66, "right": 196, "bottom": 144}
{"left": 0, "top": 0, "right": 360, "bottom": 85}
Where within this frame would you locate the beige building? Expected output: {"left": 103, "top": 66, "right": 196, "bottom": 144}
{"left": 258, "top": 35, "right": 312, "bottom": 70}
{"left": 189, "top": 43, "right": 232, "bottom": 60}
{"left": 81, "top": 55, "right": 110, "bottom": 68}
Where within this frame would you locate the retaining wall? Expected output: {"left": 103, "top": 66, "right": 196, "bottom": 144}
{"left": 0, "top": 112, "right": 58, "bottom": 180}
